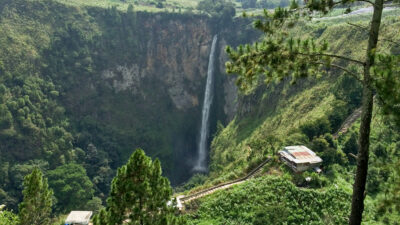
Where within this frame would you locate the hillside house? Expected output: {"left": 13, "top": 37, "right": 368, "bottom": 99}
{"left": 65, "top": 211, "right": 93, "bottom": 225}
{"left": 279, "top": 146, "right": 323, "bottom": 173}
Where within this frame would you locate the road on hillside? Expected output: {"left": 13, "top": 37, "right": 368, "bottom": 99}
{"left": 315, "top": 6, "right": 397, "bottom": 21}
{"left": 175, "top": 157, "right": 271, "bottom": 209}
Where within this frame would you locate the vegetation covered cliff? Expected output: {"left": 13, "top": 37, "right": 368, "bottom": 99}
{"left": 0, "top": 0, "right": 259, "bottom": 211}
{"left": 0, "top": 0, "right": 399, "bottom": 223}
{"left": 180, "top": 6, "right": 400, "bottom": 224}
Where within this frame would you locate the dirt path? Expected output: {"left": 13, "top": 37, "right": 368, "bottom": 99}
{"left": 333, "top": 107, "right": 362, "bottom": 139}
{"left": 176, "top": 158, "right": 271, "bottom": 208}
{"left": 314, "top": 6, "right": 397, "bottom": 21}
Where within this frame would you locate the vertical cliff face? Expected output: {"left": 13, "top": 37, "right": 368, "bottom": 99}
{"left": 219, "top": 38, "right": 239, "bottom": 122}
{"left": 101, "top": 17, "right": 212, "bottom": 112}
{"left": 47, "top": 9, "right": 248, "bottom": 184}
{"left": 0, "top": 0, "right": 261, "bottom": 209}
{"left": 0, "top": 0, "right": 254, "bottom": 188}
{"left": 143, "top": 18, "right": 211, "bottom": 112}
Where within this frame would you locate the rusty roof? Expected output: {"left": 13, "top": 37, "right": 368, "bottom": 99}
{"left": 279, "top": 145, "right": 323, "bottom": 164}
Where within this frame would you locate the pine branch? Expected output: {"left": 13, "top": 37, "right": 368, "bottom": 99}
{"left": 313, "top": 61, "right": 364, "bottom": 83}
{"left": 347, "top": 22, "right": 369, "bottom": 32}
{"left": 379, "top": 38, "right": 400, "bottom": 47}
{"left": 329, "top": 64, "right": 364, "bottom": 83}
{"left": 294, "top": 51, "right": 366, "bottom": 65}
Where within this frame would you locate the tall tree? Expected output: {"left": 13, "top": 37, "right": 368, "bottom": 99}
{"left": 225, "top": 1, "right": 398, "bottom": 224}
{"left": 93, "top": 149, "right": 177, "bottom": 225}
{"left": 18, "top": 168, "right": 53, "bottom": 225}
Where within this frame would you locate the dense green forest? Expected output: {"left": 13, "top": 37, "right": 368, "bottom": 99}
{"left": 0, "top": 0, "right": 189, "bottom": 212}
{"left": 0, "top": 0, "right": 399, "bottom": 224}
{"left": 0, "top": 0, "right": 255, "bottom": 216}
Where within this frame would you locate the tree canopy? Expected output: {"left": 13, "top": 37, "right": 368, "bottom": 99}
{"left": 0, "top": 210, "right": 19, "bottom": 225}
{"left": 47, "top": 163, "right": 94, "bottom": 213}
{"left": 93, "top": 149, "right": 179, "bottom": 225}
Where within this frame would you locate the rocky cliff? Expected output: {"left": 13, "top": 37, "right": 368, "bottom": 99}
{"left": 100, "top": 17, "right": 212, "bottom": 111}
{"left": 0, "top": 0, "right": 258, "bottom": 191}
{"left": 40, "top": 7, "right": 257, "bottom": 185}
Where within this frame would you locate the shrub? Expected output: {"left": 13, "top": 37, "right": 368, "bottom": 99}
{"left": 0, "top": 210, "right": 19, "bottom": 225}
{"left": 300, "top": 117, "right": 331, "bottom": 140}
{"left": 253, "top": 204, "right": 289, "bottom": 225}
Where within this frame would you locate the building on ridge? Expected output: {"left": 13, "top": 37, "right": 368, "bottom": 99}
{"left": 278, "top": 145, "right": 323, "bottom": 173}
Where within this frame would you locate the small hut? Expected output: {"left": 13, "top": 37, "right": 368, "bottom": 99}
{"left": 278, "top": 145, "right": 323, "bottom": 173}
{"left": 65, "top": 211, "right": 93, "bottom": 225}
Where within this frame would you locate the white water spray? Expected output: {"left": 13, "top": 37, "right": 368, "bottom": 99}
{"left": 193, "top": 35, "right": 218, "bottom": 172}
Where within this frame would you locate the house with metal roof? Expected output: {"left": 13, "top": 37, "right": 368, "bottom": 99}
{"left": 65, "top": 211, "right": 93, "bottom": 225}
{"left": 278, "top": 146, "right": 323, "bottom": 173}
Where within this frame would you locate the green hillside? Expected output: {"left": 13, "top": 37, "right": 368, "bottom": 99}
{"left": 182, "top": 102, "right": 400, "bottom": 224}
{"left": 185, "top": 176, "right": 351, "bottom": 224}
{"left": 0, "top": 0, "right": 211, "bottom": 211}
{"left": 0, "top": 0, "right": 258, "bottom": 214}
{"left": 185, "top": 10, "right": 400, "bottom": 184}
{"left": 178, "top": 9, "right": 400, "bottom": 224}
{"left": 0, "top": 0, "right": 399, "bottom": 223}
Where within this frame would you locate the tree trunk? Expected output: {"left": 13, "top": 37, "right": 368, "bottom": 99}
{"left": 140, "top": 197, "right": 144, "bottom": 225}
{"left": 348, "top": 0, "right": 383, "bottom": 224}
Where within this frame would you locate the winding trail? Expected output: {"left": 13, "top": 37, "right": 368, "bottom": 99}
{"left": 333, "top": 107, "right": 362, "bottom": 139}
{"left": 176, "top": 157, "right": 271, "bottom": 209}
{"left": 314, "top": 5, "right": 397, "bottom": 21}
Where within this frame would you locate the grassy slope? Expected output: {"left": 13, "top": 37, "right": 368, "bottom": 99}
{"left": 206, "top": 8, "right": 400, "bottom": 182}
{"left": 185, "top": 176, "right": 351, "bottom": 224}
{"left": 177, "top": 8, "right": 400, "bottom": 193}
{"left": 181, "top": 8, "right": 400, "bottom": 224}
{"left": 209, "top": 81, "right": 336, "bottom": 181}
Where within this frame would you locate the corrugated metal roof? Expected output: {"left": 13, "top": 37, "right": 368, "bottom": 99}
{"left": 279, "top": 145, "right": 323, "bottom": 164}
{"left": 65, "top": 211, "right": 93, "bottom": 224}
{"left": 291, "top": 151, "right": 312, "bottom": 158}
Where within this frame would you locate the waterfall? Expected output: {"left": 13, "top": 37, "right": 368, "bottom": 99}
{"left": 193, "top": 35, "right": 218, "bottom": 172}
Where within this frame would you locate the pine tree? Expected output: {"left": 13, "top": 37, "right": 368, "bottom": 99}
{"left": 225, "top": 1, "right": 399, "bottom": 224}
{"left": 18, "top": 168, "right": 53, "bottom": 225}
{"left": 93, "top": 149, "right": 177, "bottom": 225}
